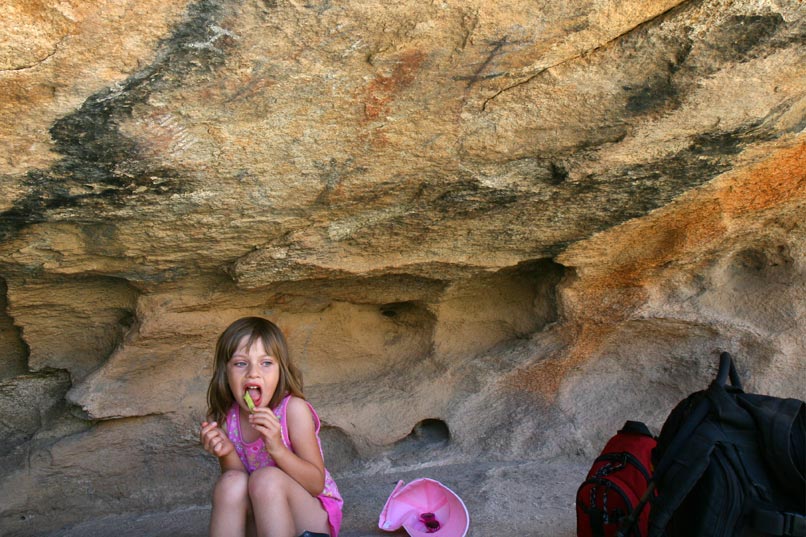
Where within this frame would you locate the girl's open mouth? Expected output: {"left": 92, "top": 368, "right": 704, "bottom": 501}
{"left": 244, "top": 385, "right": 262, "bottom": 407}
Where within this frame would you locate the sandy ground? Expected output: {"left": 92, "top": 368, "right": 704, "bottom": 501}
{"left": 44, "top": 459, "right": 588, "bottom": 537}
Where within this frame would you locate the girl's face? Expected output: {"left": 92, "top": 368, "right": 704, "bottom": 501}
{"left": 227, "top": 335, "right": 280, "bottom": 412}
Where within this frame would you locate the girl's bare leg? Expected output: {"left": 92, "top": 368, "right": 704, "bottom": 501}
{"left": 210, "top": 470, "right": 250, "bottom": 537}
{"left": 248, "top": 466, "right": 330, "bottom": 537}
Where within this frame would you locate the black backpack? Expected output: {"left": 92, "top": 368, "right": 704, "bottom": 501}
{"left": 643, "top": 352, "right": 805, "bottom": 537}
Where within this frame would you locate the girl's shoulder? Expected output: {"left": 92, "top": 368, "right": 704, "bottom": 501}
{"left": 284, "top": 394, "right": 312, "bottom": 414}
{"left": 284, "top": 395, "right": 320, "bottom": 430}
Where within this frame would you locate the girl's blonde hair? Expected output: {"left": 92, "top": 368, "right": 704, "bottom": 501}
{"left": 206, "top": 316, "right": 304, "bottom": 424}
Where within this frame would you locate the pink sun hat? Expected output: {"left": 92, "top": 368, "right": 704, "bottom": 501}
{"left": 378, "top": 478, "right": 470, "bottom": 537}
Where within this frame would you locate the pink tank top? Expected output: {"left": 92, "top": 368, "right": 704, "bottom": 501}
{"left": 225, "top": 395, "right": 343, "bottom": 536}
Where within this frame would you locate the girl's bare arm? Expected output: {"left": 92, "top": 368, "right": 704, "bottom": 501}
{"left": 263, "top": 397, "right": 326, "bottom": 496}
{"left": 200, "top": 419, "right": 246, "bottom": 473}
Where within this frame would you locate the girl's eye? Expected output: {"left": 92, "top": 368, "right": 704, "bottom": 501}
{"left": 232, "top": 361, "right": 247, "bottom": 368}
{"left": 262, "top": 360, "right": 273, "bottom": 367}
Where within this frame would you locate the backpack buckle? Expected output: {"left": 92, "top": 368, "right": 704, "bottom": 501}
{"left": 753, "top": 510, "right": 806, "bottom": 537}
{"left": 783, "top": 512, "right": 806, "bottom": 537}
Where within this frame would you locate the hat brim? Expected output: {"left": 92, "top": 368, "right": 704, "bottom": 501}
{"left": 378, "top": 478, "right": 469, "bottom": 537}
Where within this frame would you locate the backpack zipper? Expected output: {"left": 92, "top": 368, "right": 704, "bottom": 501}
{"left": 595, "top": 452, "right": 652, "bottom": 483}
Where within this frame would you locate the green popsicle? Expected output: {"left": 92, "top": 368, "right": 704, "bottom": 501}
{"left": 244, "top": 390, "right": 256, "bottom": 412}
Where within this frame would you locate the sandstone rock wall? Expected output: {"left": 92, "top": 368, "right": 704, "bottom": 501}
{"left": 1, "top": 0, "right": 804, "bottom": 535}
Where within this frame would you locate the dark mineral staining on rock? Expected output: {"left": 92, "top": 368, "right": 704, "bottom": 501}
{"left": 625, "top": 76, "right": 679, "bottom": 115}
{"left": 704, "top": 15, "right": 785, "bottom": 62}
{"left": 548, "top": 163, "right": 569, "bottom": 185}
{"left": 0, "top": 0, "right": 231, "bottom": 239}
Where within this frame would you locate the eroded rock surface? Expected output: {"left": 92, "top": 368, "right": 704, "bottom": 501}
{"left": 1, "top": 0, "right": 804, "bottom": 535}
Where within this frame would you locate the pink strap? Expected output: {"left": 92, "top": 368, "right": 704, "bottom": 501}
{"left": 278, "top": 396, "right": 321, "bottom": 451}
{"left": 278, "top": 395, "right": 291, "bottom": 447}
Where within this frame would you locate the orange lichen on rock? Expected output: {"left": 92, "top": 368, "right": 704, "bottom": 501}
{"left": 511, "top": 141, "right": 806, "bottom": 402}
{"left": 719, "top": 142, "right": 806, "bottom": 216}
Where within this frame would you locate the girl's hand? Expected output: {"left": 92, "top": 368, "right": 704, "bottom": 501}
{"left": 249, "top": 408, "right": 283, "bottom": 454}
{"left": 200, "top": 421, "right": 235, "bottom": 459}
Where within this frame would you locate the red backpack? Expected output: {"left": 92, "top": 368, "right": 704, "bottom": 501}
{"left": 576, "top": 421, "right": 656, "bottom": 537}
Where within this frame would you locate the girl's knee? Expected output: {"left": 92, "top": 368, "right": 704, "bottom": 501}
{"left": 213, "top": 470, "right": 249, "bottom": 508}
{"left": 248, "top": 466, "right": 289, "bottom": 501}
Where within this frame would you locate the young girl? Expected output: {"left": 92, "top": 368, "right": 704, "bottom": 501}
{"left": 200, "top": 316, "right": 343, "bottom": 537}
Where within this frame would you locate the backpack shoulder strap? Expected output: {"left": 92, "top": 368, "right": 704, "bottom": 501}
{"left": 649, "top": 379, "right": 743, "bottom": 536}
{"left": 739, "top": 394, "right": 806, "bottom": 498}
{"left": 649, "top": 420, "right": 722, "bottom": 534}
